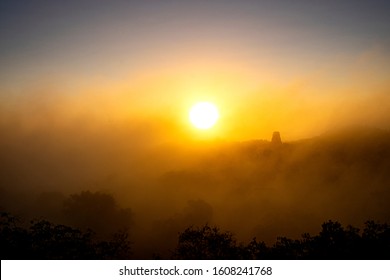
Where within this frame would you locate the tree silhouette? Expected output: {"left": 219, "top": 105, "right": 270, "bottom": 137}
{"left": 2, "top": 209, "right": 389, "bottom": 260}
{"left": 95, "top": 229, "right": 132, "bottom": 260}
{"left": 173, "top": 220, "right": 390, "bottom": 260}
{"left": 306, "top": 221, "right": 361, "bottom": 259}
{"left": 271, "top": 236, "right": 305, "bottom": 259}
{"left": 0, "top": 212, "right": 31, "bottom": 259}
{"left": 241, "top": 238, "right": 271, "bottom": 259}
{"left": 361, "top": 220, "right": 390, "bottom": 259}
{"left": 62, "top": 191, "right": 132, "bottom": 238}
{"left": 173, "top": 225, "right": 242, "bottom": 259}
{"left": 28, "top": 220, "right": 97, "bottom": 259}
{"left": 0, "top": 211, "right": 132, "bottom": 259}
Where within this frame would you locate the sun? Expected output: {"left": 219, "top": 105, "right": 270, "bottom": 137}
{"left": 189, "top": 102, "right": 219, "bottom": 129}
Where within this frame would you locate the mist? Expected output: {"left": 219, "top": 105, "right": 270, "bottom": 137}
{"left": 1, "top": 88, "right": 390, "bottom": 259}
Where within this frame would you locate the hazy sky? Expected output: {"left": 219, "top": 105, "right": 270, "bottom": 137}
{"left": 1, "top": 2, "right": 390, "bottom": 258}
{"left": 1, "top": 0, "right": 390, "bottom": 140}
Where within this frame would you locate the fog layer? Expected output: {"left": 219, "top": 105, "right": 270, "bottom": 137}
{"left": 1, "top": 92, "right": 390, "bottom": 258}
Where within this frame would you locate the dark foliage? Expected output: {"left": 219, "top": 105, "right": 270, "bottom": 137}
{"left": 63, "top": 191, "right": 133, "bottom": 238}
{"left": 2, "top": 210, "right": 389, "bottom": 259}
{"left": 0, "top": 212, "right": 132, "bottom": 259}
{"left": 172, "top": 225, "right": 242, "bottom": 259}
{"left": 173, "top": 221, "right": 390, "bottom": 260}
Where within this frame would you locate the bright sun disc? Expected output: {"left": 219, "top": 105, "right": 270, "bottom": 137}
{"left": 189, "top": 102, "right": 219, "bottom": 129}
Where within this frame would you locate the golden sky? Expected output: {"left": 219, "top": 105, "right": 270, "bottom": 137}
{"left": 1, "top": 2, "right": 390, "bottom": 258}
{"left": 1, "top": 0, "right": 390, "bottom": 142}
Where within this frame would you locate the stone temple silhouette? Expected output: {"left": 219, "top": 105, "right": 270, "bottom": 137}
{"left": 271, "top": 131, "right": 282, "bottom": 144}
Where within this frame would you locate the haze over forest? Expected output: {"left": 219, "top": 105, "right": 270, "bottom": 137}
{"left": 1, "top": 120, "right": 390, "bottom": 258}
{"left": 1, "top": 0, "right": 390, "bottom": 259}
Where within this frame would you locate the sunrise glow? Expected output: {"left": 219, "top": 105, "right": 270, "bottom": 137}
{"left": 1, "top": 0, "right": 390, "bottom": 262}
{"left": 189, "top": 102, "right": 219, "bottom": 130}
